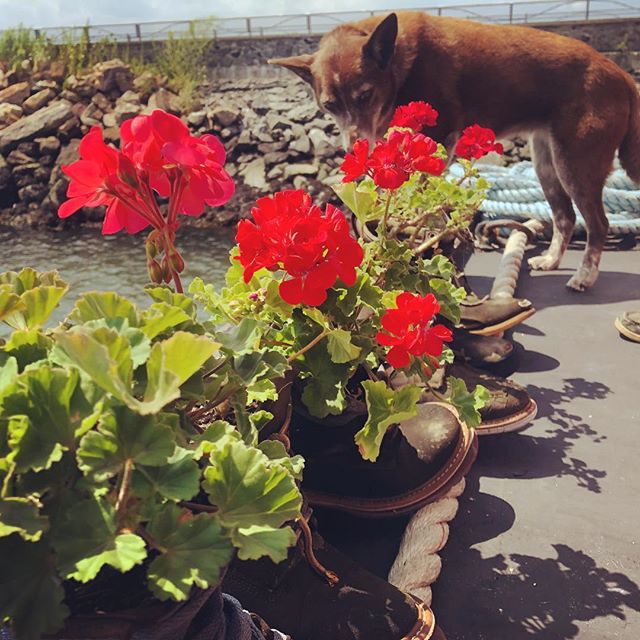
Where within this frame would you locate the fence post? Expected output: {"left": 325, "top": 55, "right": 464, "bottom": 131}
{"left": 246, "top": 17, "right": 252, "bottom": 36}
{"left": 135, "top": 23, "right": 141, "bottom": 42}
{"left": 83, "top": 25, "right": 90, "bottom": 45}
{"left": 509, "top": 3, "right": 514, "bottom": 23}
{"left": 585, "top": 0, "right": 591, "bottom": 20}
{"left": 306, "top": 14, "right": 311, "bottom": 34}
{"left": 437, "top": 7, "right": 442, "bottom": 16}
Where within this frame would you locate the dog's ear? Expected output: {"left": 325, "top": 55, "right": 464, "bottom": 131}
{"left": 363, "top": 13, "right": 398, "bottom": 69}
{"left": 268, "top": 54, "right": 315, "bottom": 84}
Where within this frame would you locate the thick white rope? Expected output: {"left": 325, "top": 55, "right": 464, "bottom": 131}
{"left": 449, "top": 161, "right": 640, "bottom": 236}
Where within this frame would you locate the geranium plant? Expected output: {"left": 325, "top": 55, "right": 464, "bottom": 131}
{"left": 0, "top": 113, "right": 306, "bottom": 640}
{"left": 0, "top": 270, "right": 303, "bottom": 640}
{"left": 337, "top": 102, "right": 503, "bottom": 258}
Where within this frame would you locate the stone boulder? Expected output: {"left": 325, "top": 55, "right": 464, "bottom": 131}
{"left": 23, "top": 88, "right": 57, "bottom": 114}
{"left": 0, "top": 82, "right": 30, "bottom": 106}
{"left": 0, "top": 101, "right": 73, "bottom": 151}
{"left": 0, "top": 104, "right": 23, "bottom": 128}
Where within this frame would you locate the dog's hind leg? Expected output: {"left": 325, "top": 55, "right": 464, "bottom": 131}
{"left": 550, "top": 132, "right": 614, "bottom": 291}
{"left": 528, "top": 131, "right": 576, "bottom": 272}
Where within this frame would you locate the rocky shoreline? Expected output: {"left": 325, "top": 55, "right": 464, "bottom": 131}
{"left": 0, "top": 58, "right": 533, "bottom": 231}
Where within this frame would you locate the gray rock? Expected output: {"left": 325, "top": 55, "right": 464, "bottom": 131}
{"left": 7, "top": 150, "right": 36, "bottom": 165}
{"left": 284, "top": 163, "right": 318, "bottom": 179}
{"left": 147, "top": 88, "right": 181, "bottom": 114}
{"left": 0, "top": 82, "right": 30, "bottom": 106}
{"left": 290, "top": 135, "right": 311, "bottom": 154}
{"left": 18, "top": 183, "right": 47, "bottom": 204}
{"left": 93, "top": 59, "right": 134, "bottom": 94}
{"left": 289, "top": 103, "right": 321, "bottom": 122}
{"left": 263, "top": 151, "right": 289, "bottom": 167}
{"left": 80, "top": 103, "right": 103, "bottom": 127}
{"left": 188, "top": 111, "right": 206, "bottom": 127}
{"left": 292, "top": 175, "right": 309, "bottom": 189}
{"left": 12, "top": 162, "right": 50, "bottom": 188}
{"left": 241, "top": 157, "right": 268, "bottom": 190}
{"left": 117, "top": 90, "right": 141, "bottom": 105}
{"left": 265, "top": 113, "right": 293, "bottom": 131}
{"left": 0, "top": 103, "right": 23, "bottom": 128}
{"left": 0, "top": 154, "right": 12, "bottom": 191}
{"left": 113, "top": 101, "right": 141, "bottom": 125}
{"left": 0, "top": 100, "right": 72, "bottom": 151}
{"left": 309, "top": 128, "right": 336, "bottom": 157}
{"left": 35, "top": 136, "right": 61, "bottom": 156}
{"left": 211, "top": 106, "right": 240, "bottom": 127}
{"left": 23, "top": 88, "right": 56, "bottom": 114}
{"left": 267, "top": 165, "right": 283, "bottom": 180}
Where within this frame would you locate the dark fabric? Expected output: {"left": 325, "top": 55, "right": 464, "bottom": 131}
{"left": 0, "top": 591, "right": 287, "bottom": 640}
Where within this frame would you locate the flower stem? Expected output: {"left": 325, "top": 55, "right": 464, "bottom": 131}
{"left": 287, "top": 328, "right": 330, "bottom": 363}
{"left": 380, "top": 189, "right": 393, "bottom": 239}
{"left": 115, "top": 458, "right": 133, "bottom": 520}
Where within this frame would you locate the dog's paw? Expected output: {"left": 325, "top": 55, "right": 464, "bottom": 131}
{"left": 566, "top": 267, "right": 598, "bottom": 292}
{"left": 528, "top": 254, "right": 559, "bottom": 271}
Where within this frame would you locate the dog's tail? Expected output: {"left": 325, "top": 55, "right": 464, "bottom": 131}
{"left": 619, "top": 77, "right": 640, "bottom": 184}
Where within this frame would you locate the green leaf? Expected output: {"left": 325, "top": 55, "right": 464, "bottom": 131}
{"left": 132, "top": 448, "right": 200, "bottom": 501}
{"left": 3, "top": 329, "right": 53, "bottom": 371}
{"left": 156, "top": 331, "right": 220, "bottom": 387}
{"left": 51, "top": 497, "right": 146, "bottom": 581}
{"left": 0, "top": 284, "right": 25, "bottom": 324}
{"left": 355, "top": 380, "right": 422, "bottom": 462}
{"left": 18, "top": 286, "right": 68, "bottom": 329}
{"left": 0, "top": 498, "right": 48, "bottom": 541}
{"left": 0, "top": 355, "right": 18, "bottom": 396}
{"left": 194, "top": 420, "right": 241, "bottom": 458}
{"left": 0, "top": 536, "right": 68, "bottom": 640}
{"left": 145, "top": 286, "right": 196, "bottom": 318}
{"left": 327, "top": 329, "right": 362, "bottom": 364}
{"left": 69, "top": 291, "right": 139, "bottom": 327}
{"left": 258, "top": 440, "right": 305, "bottom": 480}
{"left": 302, "top": 307, "right": 329, "bottom": 328}
{"left": 447, "top": 377, "right": 489, "bottom": 428}
{"left": 3, "top": 367, "right": 81, "bottom": 472}
{"left": 333, "top": 179, "right": 378, "bottom": 223}
{"left": 77, "top": 406, "right": 175, "bottom": 480}
{"left": 231, "top": 524, "right": 296, "bottom": 562}
{"left": 203, "top": 440, "right": 302, "bottom": 530}
{"left": 146, "top": 505, "right": 232, "bottom": 601}
{"left": 141, "top": 302, "right": 191, "bottom": 339}
{"left": 217, "top": 318, "right": 261, "bottom": 354}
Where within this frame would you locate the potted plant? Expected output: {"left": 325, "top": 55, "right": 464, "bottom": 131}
{"left": 188, "top": 103, "right": 496, "bottom": 518}
{"left": 0, "top": 111, "right": 304, "bottom": 640}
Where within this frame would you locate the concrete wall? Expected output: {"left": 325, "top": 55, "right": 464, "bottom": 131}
{"left": 200, "top": 18, "right": 640, "bottom": 80}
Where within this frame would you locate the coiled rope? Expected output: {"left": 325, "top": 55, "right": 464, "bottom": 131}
{"left": 449, "top": 161, "right": 640, "bottom": 237}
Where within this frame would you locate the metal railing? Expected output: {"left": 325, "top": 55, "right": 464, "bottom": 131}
{"left": 24, "top": 0, "right": 640, "bottom": 44}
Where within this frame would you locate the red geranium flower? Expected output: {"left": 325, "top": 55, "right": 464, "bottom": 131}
{"left": 58, "top": 127, "right": 150, "bottom": 235}
{"left": 389, "top": 101, "right": 439, "bottom": 131}
{"left": 121, "top": 110, "right": 234, "bottom": 217}
{"left": 376, "top": 292, "right": 453, "bottom": 368}
{"left": 236, "top": 190, "right": 363, "bottom": 307}
{"left": 341, "top": 139, "right": 370, "bottom": 183}
{"left": 341, "top": 130, "right": 445, "bottom": 190}
{"left": 455, "top": 125, "right": 504, "bottom": 159}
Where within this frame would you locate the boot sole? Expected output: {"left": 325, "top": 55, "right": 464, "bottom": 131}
{"left": 475, "top": 398, "right": 538, "bottom": 436}
{"left": 304, "top": 410, "right": 478, "bottom": 518}
{"left": 465, "top": 308, "right": 536, "bottom": 336}
{"left": 615, "top": 317, "right": 640, "bottom": 343}
{"left": 404, "top": 596, "right": 438, "bottom": 639}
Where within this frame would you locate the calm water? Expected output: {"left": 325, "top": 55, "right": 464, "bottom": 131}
{"left": 0, "top": 225, "right": 236, "bottom": 323}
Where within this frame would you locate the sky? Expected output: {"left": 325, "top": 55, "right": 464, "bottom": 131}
{"left": 0, "top": 0, "right": 565, "bottom": 30}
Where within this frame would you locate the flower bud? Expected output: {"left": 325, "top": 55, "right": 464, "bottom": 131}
{"left": 147, "top": 259, "right": 163, "bottom": 283}
{"left": 169, "top": 251, "right": 185, "bottom": 273}
{"left": 145, "top": 240, "right": 158, "bottom": 259}
{"left": 116, "top": 154, "right": 139, "bottom": 189}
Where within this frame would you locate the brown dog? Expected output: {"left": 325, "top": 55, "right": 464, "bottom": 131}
{"left": 270, "top": 12, "right": 640, "bottom": 291}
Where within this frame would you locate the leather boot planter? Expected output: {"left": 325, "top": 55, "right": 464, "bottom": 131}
{"left": 433, "top": 362, "right": 537, "bottom": 435}
{"left": 458, "top": 296, "right": 536, "bottom": 336}
{"left": 290, "top": 388, "right": 477, "bottom": 517}
{"left": 222, "top": 515, "right": 441, "bottom": 640}
{"left": 450, "top": 327, "right": 514, "bottom": 367}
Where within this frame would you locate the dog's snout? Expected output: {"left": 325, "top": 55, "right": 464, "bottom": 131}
{"left": 340, "top": 126, "right": 359, "bottom": 151}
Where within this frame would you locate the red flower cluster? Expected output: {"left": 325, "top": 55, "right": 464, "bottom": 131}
{"left": 455, "top": 125, "right": 504, "bottom": 160}
{"left": 236, "top": 190, "right": 363, "bottom": 307}
{"left": 342, "top": 130, "right": 446, "bottom": 190}
{"left": 376, "top": 292, "right": 452, "bottom": 369}
{"left": 59, "top": 110, "right": 234, "bottom": 235}
{"left": 389, "top": 101, "right": 438, "bottom": 132}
